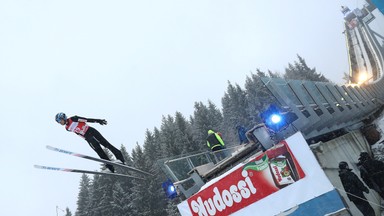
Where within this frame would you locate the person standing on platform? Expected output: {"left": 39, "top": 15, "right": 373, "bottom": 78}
{"left": 338, "top": 161, "right": 375, "bottom": 216}
{"left": 206, "top": 130, "right": 226, "bottom": 161}
{"left": 358, "top": 152, "right": 384, "bottom": 199}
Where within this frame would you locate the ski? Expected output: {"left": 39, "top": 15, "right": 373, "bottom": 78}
{"left": 34, "top": 165, "right": 145, "bottom": 180}
{"left": 46, "top": 145, "right": 153, "bottom": 176}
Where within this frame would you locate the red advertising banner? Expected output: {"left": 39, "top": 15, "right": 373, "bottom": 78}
{"left": 187, "top": 141, "right": 305, "bottom": 216}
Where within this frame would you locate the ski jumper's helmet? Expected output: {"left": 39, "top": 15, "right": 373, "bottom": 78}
{"left": 55, "top": 112, "right": 67, "bottom": 123}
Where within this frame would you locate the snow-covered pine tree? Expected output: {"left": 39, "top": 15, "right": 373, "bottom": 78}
{"left": 159, "top": 115, "right": 184, "bottom": 157}
{"left": 143, "top": 128, "right": 162, "bottom": 162}
{"left": 142, "top": 129, "right": 168, "bottom": 216}
{"left": 165, "top": 200, "right": 181, "bottom": 216}
{"left": 87, "top": 174, "right": 101, "bottom": 216}
{"left": 207, "top": 101, "right": 224, "bottom": 130}
{"left": 86, "top": 151, "right": 117, "bottom": 216}
{"left": 114, "top": 145, "right": 135, "bottom": 215}
{"left": 244, "top": 70, "right": 277, "bottom": 125}
{"left": 284, "top": 55, "right": 329, "bottom": 82}
{"left": 191, "top": 101, "right": 224, "bottom": 150}
{"left": 98, "top": 157, "right": 119, "bottom": 216}
{"left": 95, "top": 176, "right": 117, "bottom": 216}
{"left": 191, "top": 102, "right": 212, "bottom": 148}
{"left": 221, "top": 81, "right": 249, "bottom": 145}
{"left": 174, "top": 111, "right": 200, "bottom": 154}
{"left": 110, "top": 181, "right": 132, "bottom": 216}
{"left": 75, "top": 174, "right": 91, "bottom": 216}
{"left": 130, "top": 144, "right": 152, "bottom": 216}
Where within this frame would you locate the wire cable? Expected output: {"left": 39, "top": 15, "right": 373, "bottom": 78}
{"left": 335, "top": 187, "right": 384, "bottom": 208}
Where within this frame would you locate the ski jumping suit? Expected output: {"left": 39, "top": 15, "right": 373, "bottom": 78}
{"left": 65, "top": 116, "right": 125, "bottom": 172}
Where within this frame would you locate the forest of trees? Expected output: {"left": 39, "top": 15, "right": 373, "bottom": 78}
{"left": 66, "top": 55, "right": 331, "bottom": 216}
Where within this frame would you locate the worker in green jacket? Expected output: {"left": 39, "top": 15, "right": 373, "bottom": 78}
{"left": 206, "top": 130, "right": 226, "bottom": 161}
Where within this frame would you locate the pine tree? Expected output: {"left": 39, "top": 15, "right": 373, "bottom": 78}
{"left": 142, "top": 129, "right": 168, "bottom": 216}
{"left": 165, "top": 200, "right": 181, "bottom": 216}
{"left": 75, "top": 174, "right": 91, "bottom": 216}
{"left": 113, "top": 145, "right": 135, "bottom": 215}
{"left": 191, "top": 101, "right": 223, "bottom": 150}
{"left": 120, "top": 144, "right": 133, "bottom": 165}
{"left": 130, "top": 144, "right": 152, "bottom": 216}
{"left": 221, "top": 81, "right": 249, "bottom": 144}
{"left": 284, "top": 55, "right": 329, "bottom": 82}
{"left": 87, "top": 151, "right": 118, "bottom": 216}
{"left": 159, "top": 115, "right": 184, "bottom": 157}
{"left": 207, "top": 101, "right": 224, "bottom": 130}
{"left": 115, "top": 145, "right": 133, "bottom": 175}
{"left": 110, "top": 181, "right": 132, "bottom": 216}
{"left": 244, "top": 70, "right": 277, "bottom": 125}
{"left": 87, "top": 174, "right": 100, "bottom": 216}
{"left": 95, "top": 175, "right": 117, "bottom": 216}
{"left": 174, "top": 112, "right": 200, "bottom": 154}
{"left": 191, "top": 102, "right": 211, "bottom": 149}
{"left": 98, "top": 156, "right": 119, "bottom": 216}
{"left": 268, "top": 70, "right": 281, "bottom": 78}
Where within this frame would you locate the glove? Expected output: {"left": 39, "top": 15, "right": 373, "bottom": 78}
{"left": 98, "top": 119, "right": 107, "bottom": 125}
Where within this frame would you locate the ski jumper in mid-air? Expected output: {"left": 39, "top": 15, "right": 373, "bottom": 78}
{"left": 55, "top": 112, "right": 125, "bottom": 173}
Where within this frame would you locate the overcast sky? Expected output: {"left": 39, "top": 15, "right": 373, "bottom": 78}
{"left": 0, "top": 0, "right": 369, "bottom": 215}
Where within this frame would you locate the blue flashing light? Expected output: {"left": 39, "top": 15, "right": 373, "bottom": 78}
{"left": 270, "top": 114, "right": 282, "bottom": 124}
{"left": 265, "top": 114, "right": 285, "bottom": 132}
{"left": 260, "top": 105, "right": 291, "bottom": 132}
{"left": 162, "top": 179, "right": 177, "bottom": 199}
{"left": 168, "top": 185, "right": 175, "bottom": 193}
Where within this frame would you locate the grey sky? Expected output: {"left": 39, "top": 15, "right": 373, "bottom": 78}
{"left": 0, "top": 0, "right": 367, "bottom": 215}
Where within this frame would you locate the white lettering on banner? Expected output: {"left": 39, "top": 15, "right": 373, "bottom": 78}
{"left": 222, "top": 189, "right": 233, "bottom": 207}
{"left": 213, "top": 187, "right": 225, "bottom": 211}
{"left": 204, "top": 198, "right": 215, "bottom": 215}
{"left": 190, "top": 170, "right": 257, "bottom": 216}
{"left": 229, "top": 185, "right": 242, "bottom": 203}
